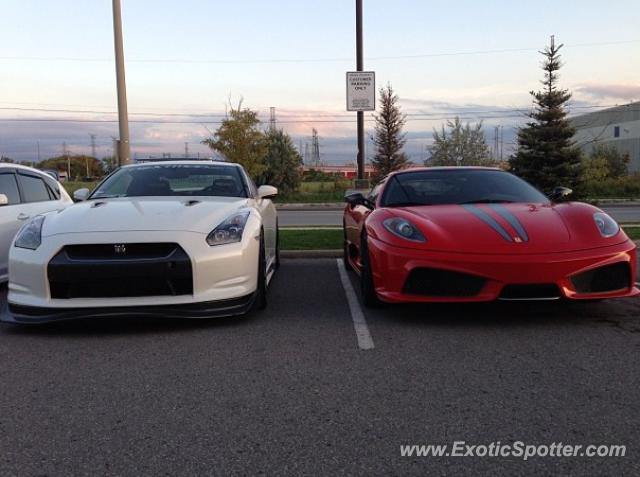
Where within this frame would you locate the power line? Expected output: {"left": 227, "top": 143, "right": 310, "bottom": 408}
{"left": 1, "top": 40, "right": 638, "bottom": 64}
{"left": 0, "top": 115, "right": 525, "bottom": 125}
{"left": 0, "top": 104, "right": 634, "bottom": 119}
{"left": 2, "top": 108, "right": 638, "bottom": 125}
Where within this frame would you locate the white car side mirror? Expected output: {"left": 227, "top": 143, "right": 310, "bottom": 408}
{"left": 0, "top": 193, "right": 8, "bottom": 206}
{"left": 257, "top": 185, "right": 278, "bottom": 199}
{"left": 73, "top": 188, "right": 90, "bottom": 202}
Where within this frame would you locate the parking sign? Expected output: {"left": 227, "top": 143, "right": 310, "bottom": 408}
{"left": 346, "top": 71, "right": 376, "bottom": 111}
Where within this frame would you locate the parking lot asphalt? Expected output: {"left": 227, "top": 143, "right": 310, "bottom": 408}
{"left": 1, "top": 260, "right": 639, "bottom": 476}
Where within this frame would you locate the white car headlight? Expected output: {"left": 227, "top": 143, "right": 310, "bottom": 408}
{"left": 593, "top": 212, "right": 619, "bottom": 238}
{"left": 14, "top": 215, "right": 46, "bottom": 250}
{"left": 206, "top": 210, "right": 251, "bottom": 246}
{"left": 383, "top": 217, "right": 426, "bottom": 242}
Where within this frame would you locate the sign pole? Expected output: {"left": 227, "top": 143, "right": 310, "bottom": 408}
{"left": 355, "top": 0, "right": 366, "bottom": 186}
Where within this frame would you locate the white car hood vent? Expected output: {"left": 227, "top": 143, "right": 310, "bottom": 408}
{"left": 42, "top": 197, "right": 250, "bottom": 236}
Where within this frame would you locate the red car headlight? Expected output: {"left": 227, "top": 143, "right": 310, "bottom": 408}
{"left": 593, "top": 212, "right": 619, "bottom": 238}
{"left": 382, "top": 217, "right": 426, "bottom": 243}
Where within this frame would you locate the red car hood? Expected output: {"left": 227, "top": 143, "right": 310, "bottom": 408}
{"left": 389, "top": 202, "right": 617, "bottom": 254}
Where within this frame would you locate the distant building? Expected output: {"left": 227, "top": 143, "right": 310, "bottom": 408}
{"left": 303, "top": 164, "right": 374, "bottom": 180}
{"left": 302, "top": 163, "right": 423, "bottom": 180}
{"left": 572, "top": 102, "right": 640, "bottom": 172}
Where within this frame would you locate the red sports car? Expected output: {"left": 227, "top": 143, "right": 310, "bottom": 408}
{"left": 343, "top": 167, "right": 639, "bottom": 306}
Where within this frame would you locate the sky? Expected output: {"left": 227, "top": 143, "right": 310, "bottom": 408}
{"left": 1, "top": 0, "right": 639, "bottom": 164}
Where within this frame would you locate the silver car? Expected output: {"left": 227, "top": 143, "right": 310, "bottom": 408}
{"left": 0, "top": 163, "right": 73, "bottom": 282}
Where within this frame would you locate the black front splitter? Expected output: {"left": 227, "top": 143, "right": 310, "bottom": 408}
{"left": 1, "top": 293, "right": 256, "bottom": 324}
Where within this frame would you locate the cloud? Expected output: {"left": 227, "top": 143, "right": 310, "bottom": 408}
{"left": 574, "top": 83, "right": 640, "bottom": 102}
{"left": 1, "top": 100, "right": 526, "bottom": 164}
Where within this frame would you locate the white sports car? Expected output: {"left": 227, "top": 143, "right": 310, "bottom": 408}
{"left": 2, "top": 161, "right": 279, "bottom": 323}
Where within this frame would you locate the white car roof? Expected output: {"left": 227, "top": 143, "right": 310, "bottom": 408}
{"left": 123, "top": 160, "right": 240, "bottom": 169}
{"left": 0, "top": 162, "right": 54, "bottom": 176}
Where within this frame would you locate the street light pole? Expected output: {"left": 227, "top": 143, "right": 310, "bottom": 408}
{"left": 355, "top": 0, "right": 366, "bottom": 186}
{"left": 112, "top": 0, "right": 130, "bottom": 165}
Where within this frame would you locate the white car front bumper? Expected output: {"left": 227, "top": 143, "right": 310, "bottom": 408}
{"left": 5, "top": 227, "right": 261, "bottom": 322}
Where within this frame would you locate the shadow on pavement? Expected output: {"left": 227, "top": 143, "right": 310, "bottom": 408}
{"left": 0, "top": 312, "right": 255, "bottom": 337}
{"left": 364, "top": 297, "right": 640, "bottom": 333}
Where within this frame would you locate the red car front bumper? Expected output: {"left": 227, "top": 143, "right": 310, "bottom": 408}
{"left": 367, "top": 236, "right": 639, "bottom": 303}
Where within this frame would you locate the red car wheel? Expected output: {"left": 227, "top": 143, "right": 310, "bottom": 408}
{"left": 360, "top": 233, "right": 381, "bottom": 307}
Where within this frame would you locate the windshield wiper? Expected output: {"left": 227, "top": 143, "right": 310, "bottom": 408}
{"left": 91, "top": 194, "right": 123, "bottom": 199}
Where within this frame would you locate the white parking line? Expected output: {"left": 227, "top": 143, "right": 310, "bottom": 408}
{"left": 336, "top": 259, "right": 375, "bottom": 350}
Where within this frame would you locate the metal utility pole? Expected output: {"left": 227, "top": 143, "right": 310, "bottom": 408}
{"left": 355, "top": 0, "right": 365, "bottom": 185}
{"left": 269, "top": 107, "right": 277, "bottom": 132}
{"left": 112, "top": 0, "right": 130, "bottom": 165}
{"left": 184, "top": 142, "right": 189, "bottom": 158}
{"left": 90, "top": 134, "right": 97, "bottom": 159}
{"left": 36, "top": 141, "right": 40, "bottom": 162}
{"left": 88, "top": 134, "right": 97, "bottom": 177}
{"left": 311, "top": 128, "right": 321, "bottom": 167}
{"left": 111, "top": 137, "right": 119, "bottom": 172}
{"left": 63, "top": 142, "right": 70, "bottom": 179}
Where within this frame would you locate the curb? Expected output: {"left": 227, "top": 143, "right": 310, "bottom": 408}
{"left": 276, "top": 203, "right": 343, "bottom": 211}
{"left": 280, "top": 226, "right": 341, "bottom": 230}
{"left": 281, "top": 250, "right": 342, "bottom": 259}
{"left": 278, "top": 202, "right": 640, "bottom": 211}
{"left": 591, "top": 200, "right": 640, "bottom": 207}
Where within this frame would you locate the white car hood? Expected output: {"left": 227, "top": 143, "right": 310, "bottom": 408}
{"left": 41, "top": 197, "right": 251, "bottom": 236}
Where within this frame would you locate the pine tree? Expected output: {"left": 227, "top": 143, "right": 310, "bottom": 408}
{"left": 510, "top": 36, "right": 582, "bottom": 193}
{"left": 371, "top": 84, "right": 409, "bottom": 182}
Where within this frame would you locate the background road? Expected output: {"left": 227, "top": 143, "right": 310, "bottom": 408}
{"left": 278, "top": 205, "right": 640, "bottom": 227}
{"left": 1, "top": 260, "right": 639, "bottom": 475}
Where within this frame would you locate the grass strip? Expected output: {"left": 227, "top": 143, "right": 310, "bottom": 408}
{"left": 280, "top": 228, "right": 342, "bottom": 250}
{"left": 623, "top": 227, "right": 640, "bottom": 240}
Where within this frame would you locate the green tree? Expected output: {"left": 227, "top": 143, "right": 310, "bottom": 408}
{"left": 427, "top": 117, "right": 494, "bottom": 166}
{"left": 510, "top": 36, "right": 582, "bottom": 192}
{"left": 371, "top": 84, "right": 409, "bottom": 182}
{"left": 202, "top": 103, "right": 268, "bottom": 179}
{"left": 259, "top": 129, "right": 303, "bottom": 194}
{"left": 589, "top": 144, "right": 629, "bottom": 178}
{"left": 38, "top": 155, "right": 104, "bottom": 179}
{"left": 581, "top": 155, "right": 610, "bottom": 183}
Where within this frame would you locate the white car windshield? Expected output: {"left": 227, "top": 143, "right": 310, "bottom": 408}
{"left": 91, "top": 164, "right": 248, "bottom": 199}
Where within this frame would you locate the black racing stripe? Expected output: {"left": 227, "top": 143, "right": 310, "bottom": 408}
{"left": 488, "top": 204, "right": 529, "bottom": 242}
{"left": 462, "top": 205, "right": 513, "bottom": 242}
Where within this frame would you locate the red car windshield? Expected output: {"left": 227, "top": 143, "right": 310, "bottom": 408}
{"left": 381, "top": 169, "right": 550, "bottom": 207}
